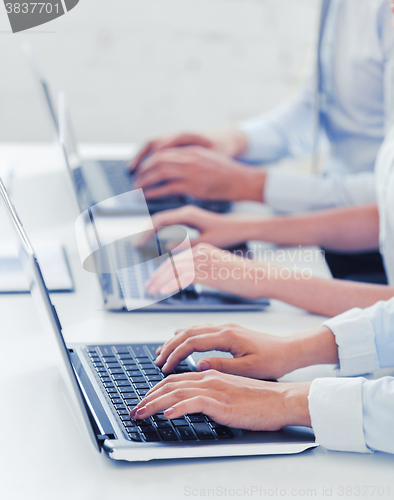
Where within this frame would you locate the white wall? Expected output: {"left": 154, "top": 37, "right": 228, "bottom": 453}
{"left": 0, "top": 0, "right": 318, "bottom": 144}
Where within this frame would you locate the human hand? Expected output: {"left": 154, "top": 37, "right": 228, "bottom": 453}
{"left": 133, "top": 146, "right": 266, "bottom": 202}
{"left": 154, "top": 323, "right": 299, "bottom": 379}
{"left": 130, "top": 129, "right": 247, "bottom": 171}
{"left": 144, "top": 242, "right": 269, "bottom": 299}
{"left": 137, "top": 206, "right": 255, "bottom": 249}
{"left": 130, "top": 371, "right": 312, "bottom": 431}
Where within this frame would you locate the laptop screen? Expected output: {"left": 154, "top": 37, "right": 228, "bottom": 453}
{"left": 58, "top": 91, "right": 93, "bottom": 213}
{"left": 21, "top": 41, "right": 59, "bottom": 135}
{"left": 0, "top": 178, "right": 101, "bottom": 452}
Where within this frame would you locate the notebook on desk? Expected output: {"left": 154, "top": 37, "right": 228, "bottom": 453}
{"left": 0, "top": 178, "right": 317, "bottom": 461}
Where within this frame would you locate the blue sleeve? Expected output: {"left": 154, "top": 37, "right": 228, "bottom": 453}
{"left": 237, "top": 75, "right": 315, "bottom": 163}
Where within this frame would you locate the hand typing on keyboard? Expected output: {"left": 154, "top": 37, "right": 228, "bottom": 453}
{"left": 130, "top": 370, "right": 312, "bottom": 432}
{"left": 154, "top": 323, "right": 304, "bottom": 380}
{"left": 128, "top": 321, "right": 340, "bottom": 432}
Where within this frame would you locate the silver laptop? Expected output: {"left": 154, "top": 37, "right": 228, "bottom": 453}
{"left": 59, "top": 92, "right": 270, "bottom": 312}
{"left": 22, "top": 42, "right": 232, "bottom": 215}
{"left": 0, "top": 177, "right": 317, "bottom": 461}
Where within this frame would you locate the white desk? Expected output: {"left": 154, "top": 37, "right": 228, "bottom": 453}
{"left": 1, "top": 144, "right": 394, "bottom": 500}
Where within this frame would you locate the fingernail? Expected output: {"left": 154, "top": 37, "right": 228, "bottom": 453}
{"left": 199, "top": 360, "right": 211, "bottom": 371}
{"left": 155, "top": 355, "right": 162, "bottom": 365}
{"left": 164, "top": 407, "right": 174, "bottom": 417}
{"left": 129, "top": 407, "right": 137, "bottom": 418}
{"left": 136, "top": 406, "right": 146, "bottom": 417}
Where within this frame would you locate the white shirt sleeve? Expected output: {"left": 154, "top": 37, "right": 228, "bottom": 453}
{"left": 308, "top": 298, "right": 394, "bottom": 453}
{"left": 264, "top": 171, "right": 377, "bottom": 212}
{"left": 322, "top": 298, "right": 394, "bottom": 377}
{"left": 309, "top": 376, "right": 394, "bottom": 454}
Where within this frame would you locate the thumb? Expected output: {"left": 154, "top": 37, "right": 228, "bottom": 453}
{"left": 197, "top": 356, "right": 246, "bottom": 375}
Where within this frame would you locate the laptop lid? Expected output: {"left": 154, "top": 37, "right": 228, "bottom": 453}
{"left": 0, "top": 177, "right": 101, "bottom": 452}
{"left": 21, "top": 41, "right": 59, "bottom": 135}
{"left": 58, "top": 90, "right": 93, "bottom": 213}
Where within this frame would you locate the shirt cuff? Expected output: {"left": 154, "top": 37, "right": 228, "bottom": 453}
{"left": 322, "top": 308, "right": 380, "bottom": 377}
{"left": 308, "top": 377, "right": 371, "bottom": 453}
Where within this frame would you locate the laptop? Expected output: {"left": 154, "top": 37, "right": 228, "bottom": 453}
{"left": 22, "top": 41, "right": 231, "bottom": 215}
{"left": 60, "top": 92, "right": 270, "bottom": 312}
{"left": 0, "top": 178, "right": 317, "bottom": 461}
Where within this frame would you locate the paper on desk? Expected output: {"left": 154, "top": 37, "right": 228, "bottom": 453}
{"left": 0, "top": 241, "right": 74, "bottom": 293}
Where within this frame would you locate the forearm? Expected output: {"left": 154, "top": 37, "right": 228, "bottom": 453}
{"left": 265, "top": 274, "right": 394, "bottom": 317}
{"left": 242, "top": 204, "right": 380, "bottom": 251}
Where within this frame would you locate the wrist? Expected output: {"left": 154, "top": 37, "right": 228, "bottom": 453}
{"left": 209, "top": 128, "right": 248, "bottom": 157}
{"left": 289, "top": 327, "right": 339, "bottom": 370}
{"left": 282, "top": 382, "right": 312, "bottom": 427}
{"left": 239, "top": 168, "right": 267, "bottom": 202}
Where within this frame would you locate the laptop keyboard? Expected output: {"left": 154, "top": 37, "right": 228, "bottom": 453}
{"left": 85, "top": 344, "right": 235, "bottom": 443}
{"left": 100, "top": 161, "right": 185, "bottom": 209}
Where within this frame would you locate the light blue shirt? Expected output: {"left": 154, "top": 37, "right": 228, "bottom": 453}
{"left": 375, "top": 125, "right": 394, "bottom": 285}
{"left": 309, "top": 299, "right": 394, "bottom": 453}
{"left": 238, "top": 0, "right": 394, "bottom": 212}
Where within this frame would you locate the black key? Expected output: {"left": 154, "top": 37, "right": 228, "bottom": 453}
{"left": 87, "top": 348, "right": 98, "bottom": 354}
{"left": 122, "top": 362, "right": 137, "bottom": 369}
{"left": 214, "top": 427, "right": 233, "bottom": 439}
{"left": 123, "top": 420, "right": 137, "bottom": 428}
{"left": 136, "top": 356, "right": 150, "bottom": 362}
{"left": 106, "top": 387, "right": 118, "bottom": 394}
{"left": 124, "top": 398, "right": 140, "bottom": 406}
{"left": 118, "top": 386, "right": 136, "bottom": 394}
{"left": 114, "top": 404, "right": 127, "bottom": 410}
{"left": 106, "top": 363, "right": 121, "bottom": 369}
{"left": 102, "top": 355, "right": 117, "bottom": 362}
{"left": 114, "top": 346, "right": 130, "bottom": 353}
{"left": 187, "top": 413, "right": 205, "bottom": 423}
{"left": 134, "top": 382, "right": 149, "bottom": 390}
{"left": 158, "top": 428, "right": 179, "bottom": 441}
{"left": 103, "top": 382, "right": 115, "bottom": 389}
{"left": 120, "top": 414, "right": 133, "bottom": 421}
{"left": 209, "top": 420, "right": 226, "bottom": 429}
{"left": 140, "top": 362, "right": 155, "bottom": 369}
{"left": 99, "top": 376, "right": 112, "bottom": 383}
{"left": 155, "top": 420, "right": 172, "bottom": 428}
{"left": 95, "top": 366, "right": 107, "bottom": 373}
{"left": 152, "top": 414, "right": 168, "bottom": 422}
{"left": 116, "top": 380, "right": 133, "bottom": 388}
{"left": 90, "top": 355, "right": 100, "bottom": 362}
{"left": 137, "top": 420, "right": 155, "bottom": 429}
{"left": 128, "top": 432, "right": 142, "bottom": 442}
{"left": 108, "top": 367, "right": 124, "bottom": 375}
{"left": 143, "top": 432, "right": 161, "bottom": 442}
{"left": 129, "top": 376, "right": 146, "bottom": 383}
{"left": 111, "top": 398, "right": 123, "bottom": 405}
{"left": 174, "top": 367, "right": 191, "bottom": 374}
{"left": 137, "top": 388, "right": 150, "bottom": 396}
{"left": 177, "top": 426, "right": 197, "bottom": 441}
{"left": 113, "top": 374, "right": 129, "bottom": 381}
{"left": 146, "top": 375, "right": 163, "bottom": 382}
{"left": 144, "top": 369, "right": 159, "bottom": 376}
{"left": 192, "top": 422, "right": 215, "bottom": 440}
{"left": 171, "top": 418, "right": 189, "bottom": 427}
{"left": 149, "top": 381, "right": 161, "bottom": 387}
{"left": 118, "top": 354, "right": 133, "bottom": 360}
{"left": 126, "top": 370, "right": 141, "bottom": 377}
{"left": 178, "top": 361, "right": 189, "bottom": 367}
{"left": 117, "top": 409, "right": 129, "bottom": 416}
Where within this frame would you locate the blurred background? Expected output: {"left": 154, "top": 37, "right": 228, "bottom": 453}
{"left": 0, "top": 0, "right": 318, "bottom": 145}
